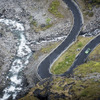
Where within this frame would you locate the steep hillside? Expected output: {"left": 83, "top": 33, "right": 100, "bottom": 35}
{"left": 0, "top": 0, "right": 100, "bottom": 99}
{"left": 19, "top": 61, "right": 100, "bottom": 100}
{"left": 19, "top": 0, "right": 100, "bottom": 99}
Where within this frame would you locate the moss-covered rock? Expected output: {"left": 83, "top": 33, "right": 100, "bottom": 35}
{"left": 19, "top": 61, "right": 100, "bottom": 100}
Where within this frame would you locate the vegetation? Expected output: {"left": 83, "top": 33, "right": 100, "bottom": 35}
{"left": 46, "top": 18, "right": 51, "bottom": 25}
{"left": 51, "top": 36, "right": 93, "bottom": 74}
{"left": 48, "top": 0, "right": 64, "bottom": 18}
{"left": 30, "top": 20, "right": 37, "bottom": 27}
{"left": 84, "top": 0, "right": 100, "bottom": 4}
{"left": 76, "top": 0, "right": 100, "bottom": 18}
{"left": 19, "top": 60, "right": 100, "bottom": 100}
{"left": 41, "top": 24, "right": 53, "bottom": 31}
{"left": 77, "top": 42, "right": 83, "bottom": 47}
{"left": 89, "top": 44, "right": 100, "bottom": 61}
{"left": 84, "top": 0, "right": 100, "bottom": 11}
{"left": 30, "top": 21, "right": 53, "bottom": 32}
{"left": 19, "top": 37, "right": 100, "bottom": 100}
{"left": 84, "top": 11, "right": 94, "bottom": 17}
{"left": 71, "top": 79, "right": 100, "bottom": 100}
{"left": 33, "top": 41, "right": 61, "bottom": 60}
{"left": 20, "top": 1, "right": 100, "bottom": 99}
{"left": 40, "top": 42, "right": 61, "bottom": 54}
{"left": 83, "top": 0, "right": 100, "bottom": 10}
{"left": 74, "top": 61, "right": 100, "bottom": 77}
{"left": 30, "top": 17, "right": 53, "bottom": 32}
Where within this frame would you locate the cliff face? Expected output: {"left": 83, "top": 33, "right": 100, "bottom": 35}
{"left": 19, "top": 61, "right": 100, "bottom": 100}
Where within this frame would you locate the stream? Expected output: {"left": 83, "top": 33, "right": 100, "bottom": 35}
{"left": 0, "top": 18, "right": 69, "bottom": 100}
{"left": 0, "top": 18, "right": 32, "bottom": 100}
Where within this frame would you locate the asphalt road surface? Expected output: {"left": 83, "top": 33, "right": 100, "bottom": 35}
{"left": 63, "top": 35, "right": 100, "bottom": 75}
{"left": 38, "top": 0, "right": 83, "bottom": 79}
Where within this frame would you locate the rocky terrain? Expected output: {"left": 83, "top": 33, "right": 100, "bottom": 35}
{"left": 0, "top": 0, "right": 72, "bottom": 41}
{"left": 82, "top": 7, "right": 100, "bottom": 36}
{"left": 19, "top": 0, "right": 100, "bottom": 99}
{"left": 0, "top": 0, "right": 72, "bottom": 97}
{"left": 76, "top": 0, "right": 100, "bottom": 36}
{"left": 0, "top": 0, "right": 100, "bottom": 99}
{"left": 0, "top": 24, "right": 17, "bottom": 89}
{"left": 19, "top": 61, "right": 100, "bottom": 100}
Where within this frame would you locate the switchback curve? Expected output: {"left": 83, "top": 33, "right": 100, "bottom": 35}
{"left": 37, "top": 0, "right": 83, "bottom": 79}
{"left": 64, "top": 34, "right": 100, "bottom": 75}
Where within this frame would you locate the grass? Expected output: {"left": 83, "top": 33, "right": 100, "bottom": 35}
{"left": 84, "top": 11, "right": 94, "bottom": 17}
{"left": 41, "top": 24, "right": 53, "bottom": 31}
{"left": 88, "top": 11, "right": 94, "bottom": 17}
{"left": 72, "top": 60, "right": 100, "bottom": 100}
{"left": 79, "top": 0, "right": 100, "bottom": 18}
{"left": 19, "top": 75, "right": 100, "bottom": 100}
{"left": 51, "top": 36, "right": 93, "bottom": 75}
{"left": 30, "top": 20, "right": 37, "bottom": 27}
{"left": 30, "top": 18, "right": 53, "bottom": 32}
{"left": 40, "top": 42, "right": 61, "bottom": 53}
{"left": 77, "top": 42, "right": 83, "bottom": 47}
{"left": 30, "top": 20, "right": 53, "bottom": 32}
{"left": 46, "top": 18, "right": 51, "bottom": 24}
{"left": 89, "top": 44, "right": 100, "bottom": 61}
{"left": 74, "top": 61, "right": 100, "bottom": 77}
{"left": 19, "top": 88, "right": 38, "bottom": 100}
{"left": 48, "top": 0, "right": 64, "bottom": 18}
{"left": 31, "top": 22, "right": 53, "bottom": 32}
{"left": 75, "top": 0, "right": 94, "bottom": 24}
{"left": 19, "top": 35, "right": 100, "bottom": 100}
{"left": 33, "top": 41, "right": 61, "bottom": 60}
{"left": 71, "top": 79, "right": 100, "bottom": 100}
{"left": 19, "top": 57, "right": 100, "bottom": 100}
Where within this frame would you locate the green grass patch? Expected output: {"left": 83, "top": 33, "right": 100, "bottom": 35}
{"left": 30, "top": 20, "right": 37, "bottom": 27}
{"left": 77, "top": 42, "right": 83, "bottom": 47}
{"left": 33, "top": 41, "right": 61, "bottom": 60}
{"left": 46, "top": 18, "right": 51, "bottom": 24}
{"left": 48, "top": 0, "right": 64, "bottom": 18}
{"left": 84, "top": 11, "right": 94, "bottom": 17}
{"left": 88, "top": 11, "right": 94, "bottom": 17}
{"left": 41, "top": 24, "right": 53, "bottom": 31}
{"left": 19, "top": 77, "right": 100, "bottom": 100}
{"left": 30, "top": 22, "right": 53, "bottom": 32}
{"left": 51, "top": 36, "right": 93, "bottom": 75}
{"left": 74, "top": 61, "right": 100, "bottom": 77}
{"left": 30, "top": 19, "right": 53, "bottom": 32}
{"left": 71, "top": 79, "right": 100, "bottom": 100}
{"left": 19, "top": 60, "right": 100, "bottom": 100}
{"left": 40, "top": 42, "right": 61, "bottom": 54}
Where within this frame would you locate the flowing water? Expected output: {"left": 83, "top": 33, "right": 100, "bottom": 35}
{"left": 0, "top": 18, "right": 68, "bottom": 100}
{"left": 0, "top": 19, "right": 32, "bottom": 100}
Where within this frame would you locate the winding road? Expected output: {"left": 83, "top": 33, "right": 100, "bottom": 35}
{"left": 38, "top": 0, "right": 100, "bottom": 79}
{"left": 38, "top": 0, "right": 83, "bottom": 79}
{"left": 63, "top": 35, "right": 100, "bottom": 75}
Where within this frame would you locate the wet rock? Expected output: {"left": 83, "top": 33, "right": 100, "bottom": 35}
{"left": 54, "top": 93, "right": 67, "bottom": 100}
{"left": 33, "top": 88, "right": 67, "bottom": 100}
{"left": 2, "top": 9, "right": 6, "bottom": 14}
{"left": 0, "top": 13, "right": 2, "bottom": 17}
{"left": 0, "top": 33, "right": 3, "bottom": 37}
{"left": 0, "top": 54, "right": 4, "bottom": 67}
{"left": 34, "top": 89, "right": 48, "bottom": 100}
{"left": 40, "top": 24, "right": 46, "bottom": 28}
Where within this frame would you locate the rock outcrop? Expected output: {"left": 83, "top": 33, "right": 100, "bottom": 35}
{"left": 19, "top": 61, "right": 100, "bottom": 100}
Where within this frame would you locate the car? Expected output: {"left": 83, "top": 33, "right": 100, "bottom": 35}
{"left": 85, "top": 48, "right": 91, "bottom": 54}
